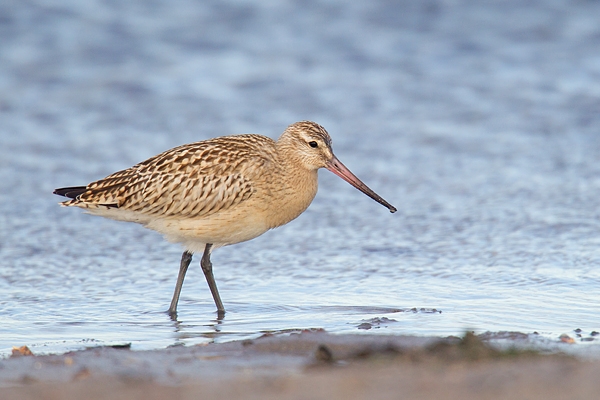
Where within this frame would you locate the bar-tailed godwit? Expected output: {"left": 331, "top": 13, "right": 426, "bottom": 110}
{"left": 54, "top": 121, "right": 396, "bottom": 318}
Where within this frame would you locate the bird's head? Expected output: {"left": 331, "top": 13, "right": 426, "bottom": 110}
{"left": 277, "top": 121, "right": 397, "bottom": 213}
{"left": 278, "top": 121, "right": 334, "bottom": 170}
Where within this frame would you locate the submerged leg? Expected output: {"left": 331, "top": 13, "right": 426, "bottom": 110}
{"left": 168, "top": 251, "right": 193, "bottom": 318}
{"left": 201, "top": 243, "right": 225, "bottom": 315}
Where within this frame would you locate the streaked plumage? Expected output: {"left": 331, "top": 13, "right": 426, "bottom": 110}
{"left": 54, "top": 121, "right": 396, "bottom": 318}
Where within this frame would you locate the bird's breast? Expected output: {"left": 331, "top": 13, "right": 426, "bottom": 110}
{"left": 261, "top": 169, "right": 319, "bottom": 229}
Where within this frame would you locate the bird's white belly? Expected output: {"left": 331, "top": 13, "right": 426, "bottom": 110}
{"left": 146, "top": 209, "right": 271, "bottom": 253}
{"left": 83, "top": 197, "right": 272, "bottom": 253}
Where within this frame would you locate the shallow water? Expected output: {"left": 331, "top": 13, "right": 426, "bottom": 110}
{"left": 1, "top": 0, "right": 600, "bottom": 356}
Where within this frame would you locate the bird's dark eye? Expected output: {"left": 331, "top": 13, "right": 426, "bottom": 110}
{"left": 309, "top": 141, "right": 318, "bottom": 148}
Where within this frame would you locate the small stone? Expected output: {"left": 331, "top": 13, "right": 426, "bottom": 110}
{"left": 109, "top": 343, "right": 131, "bottom": 350}
{"left": 315, "top": 345, "right": 334, "bottom": 363}
{"left": 73, "top": 367, "right": 91, "bottom": 381}
{"left": 559, "top": 334, "right": 575, "bottom": 344}
{"left": 11, "top": 346, "right": 34, "bottom": 357}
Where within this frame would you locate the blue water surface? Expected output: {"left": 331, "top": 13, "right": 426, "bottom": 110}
{"left": 1, "top": 0, "right": 599, "bottom": 355}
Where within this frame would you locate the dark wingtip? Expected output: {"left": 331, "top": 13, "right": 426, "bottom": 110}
{"left": 389, "top": 206, "right": 397, "bottom": 213}
{"left": 53, "top": 186, "right": 87, "bottom": 199}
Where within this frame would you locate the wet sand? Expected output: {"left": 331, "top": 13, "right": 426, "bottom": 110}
{"left": 2, "top": 331, "right": 598, "bottom": 400}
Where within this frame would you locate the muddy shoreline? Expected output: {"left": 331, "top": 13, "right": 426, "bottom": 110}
{"left": 2, "top": 331, "right": 599, "bottom": 400}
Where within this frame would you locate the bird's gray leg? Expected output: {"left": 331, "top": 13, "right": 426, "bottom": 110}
{"left": 201, "top": 243, "right": 225, "bottom": 316}
{"left": 168, "top": 251, "right": 193, "bottom": 318}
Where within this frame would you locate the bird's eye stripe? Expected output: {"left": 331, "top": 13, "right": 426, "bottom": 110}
{"left": 309, "top": 141, "right": 318, "bottom": 148}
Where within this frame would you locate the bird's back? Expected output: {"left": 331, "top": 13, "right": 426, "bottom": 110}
{"left": 61, "top": 134, "right": 279, "bottom": 224}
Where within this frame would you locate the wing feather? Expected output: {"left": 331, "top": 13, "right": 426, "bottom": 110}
{"left": 65, "top": 135, "right": 272, "bottom": 219}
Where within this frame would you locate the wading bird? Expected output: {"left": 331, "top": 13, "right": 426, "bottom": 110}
{"left": 54, "top": 121, "right": 396, "bottom": 318}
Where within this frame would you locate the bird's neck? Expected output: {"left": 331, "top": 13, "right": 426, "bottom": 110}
{"left": 265, "top": 142, "right": 319, "bottom": 229}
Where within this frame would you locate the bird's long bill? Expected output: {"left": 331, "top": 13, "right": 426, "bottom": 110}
{"left": 326, "top": 156, "right": 397, "bottom": 213}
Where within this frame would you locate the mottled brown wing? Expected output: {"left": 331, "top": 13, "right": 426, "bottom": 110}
{"left": 73, "top": 136, "right": 265, "bottom": 218}
{"left": 77, "top": 168, "right": 138, "bottom": 208}
{"left": 121, "top": 169, "right": 255, "bottom": 218}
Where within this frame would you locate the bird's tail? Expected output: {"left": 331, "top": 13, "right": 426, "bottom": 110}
{"left": 53, "top": 186, "right": 87, "bottom": 199}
